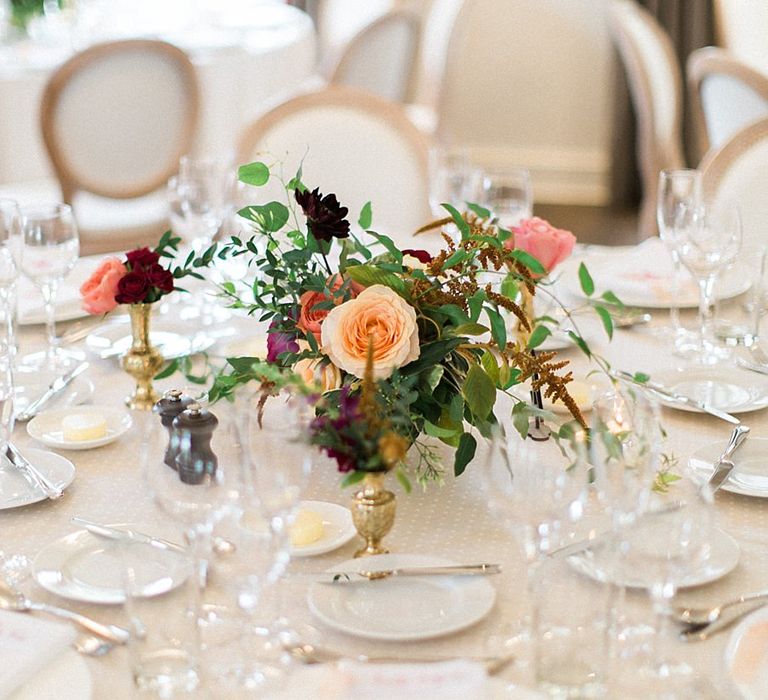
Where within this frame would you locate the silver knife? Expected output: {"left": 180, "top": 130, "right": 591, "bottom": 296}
{"left": 16, "top": 361, "right": 89, "bottom": 422}
{"left": 72, "top": 517, "right": 186, "bottom": 554}
{"left": 613, "top": 369, "right": 740, "bottom": 425}
{"left": 303, "top": 563, "right": 502, "bottom": 584}
{"left": 6, "top": 443, "right": 63, "bottom": 499}
{"left": 706, "top": 424, "right": 750, "bottom": 494}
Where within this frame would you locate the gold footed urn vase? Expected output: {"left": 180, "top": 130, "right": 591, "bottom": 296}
{"left": 121, "top": 304, "right": 163, "bottom": 410}
{"left": 351, "top": 472, "right": 396, "bottom": 558}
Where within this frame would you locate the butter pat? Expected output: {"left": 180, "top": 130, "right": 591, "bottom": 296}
{"left": 62, "top": 414, "right": 107, "bottom": 442}
{"left": 289, "top": 510, "right": 324, "bottom": 547}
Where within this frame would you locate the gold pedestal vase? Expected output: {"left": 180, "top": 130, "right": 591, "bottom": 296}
{"left": 121, "top": 303, "right": 164, "bottom": 410}
{"left": 351, "top": 472, "right": 396, "bottom": 558}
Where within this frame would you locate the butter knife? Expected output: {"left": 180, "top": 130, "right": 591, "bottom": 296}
{"left": 706, "top": 424, "right": 750, "bottom": 494}
{"left": 16, "top": 361, "right": 89, "bottom": 422}
{"left": 303, "top": 563, "right": 502, "bottom": 584}
{"left": 6, "top": 443, "right": 63, "bottom": 499}
{"left": 72, "top": 518, "right": 186, "bottom": 554}
{"left": 612, "top": 370, "right": 740, "bottom": 425}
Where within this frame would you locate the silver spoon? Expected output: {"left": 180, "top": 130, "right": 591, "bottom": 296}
{"left": 73, "top": 635, "right": 114, "bottom": 657}
{"left": 285, "top": 642, "right": 515, "bottom": 675}
{"left": 0, "top": 579, "right": 129, "bottom": 643}
{"left": 679, "top": 601, "right": 768, "bottom": 642}
{"left": 674, "top": 589, "right": 768, "bottom": 626}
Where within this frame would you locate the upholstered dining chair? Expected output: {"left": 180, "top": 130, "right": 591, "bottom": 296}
{"left": 237, "top": 86, "right": 432, "bottom": 247}
{"left": 40, "top": 39, "right": 199, "bottom": 256}
{"left": 329, "top": 9, "right": 421, "bottom": 104}
{"left": 608, "top": 0, "right": 686, "bottom": 239}
{"left": 700, "top": 117, "right": 768, "bottom": 250}
{"left": 688, "top": 47, "right": 768, "bottom": 162}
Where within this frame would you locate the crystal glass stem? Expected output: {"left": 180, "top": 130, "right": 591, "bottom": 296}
{"left": 41, "top": 280, "right": 59, "bottom": 360}
{"left": 696, "top": 274, "right": 716, "bottom": 342}
{"left": 669, "top": 251, "right": 682, "bottom": 334}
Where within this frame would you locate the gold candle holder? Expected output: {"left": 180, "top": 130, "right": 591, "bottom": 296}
{"left": 121, "top": 303, "right": 164, "bottom": 410}
{"left": 350, "top": 471, "right": 396, "bottom": 558}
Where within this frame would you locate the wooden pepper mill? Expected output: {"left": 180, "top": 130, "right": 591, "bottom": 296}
{"left": 153, "top": 389, "right": 194, "bottom": 470}
{"left": 173, "top": 403, "right": 219, "bottom": 485}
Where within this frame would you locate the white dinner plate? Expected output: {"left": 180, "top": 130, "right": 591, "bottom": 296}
{"left": 290, "top": 500, "right": 356, "bottom": 558}
{"left": 724, "top": 605, "right": 768, "bottom": 700}
{"left": 511, "top": 378, "right": 597, "bottom": 416}
{"left": 560, "top": 248, "right": 749, "bottom": 309}
{"left": 649, "top": 367, "right": 768, "bottom": 415}
{"left": 85, "top": 320, "right": 217, "bottom": 360}
{"left": 27, "top": 406, "right": 133, "bottom": 451}
{"left": 308, "top": 554, "right": 497, "bottom": 641}
{"left": 34, "top": 526, "right": 190, "bottom": 605}
{"left": 689, "top": 437, "right": 768, "bottom": 498}
{"left": 10, "top": 649, "right": 92, "bottom": 700}
{"left": 13, "top": 371, "right": 94, "bottom": 416}
{"left": 0, "top": 448, "right": 75, "bottom": 511}
{"left": 567, "top": 527, "right": 740, "bottom": 589}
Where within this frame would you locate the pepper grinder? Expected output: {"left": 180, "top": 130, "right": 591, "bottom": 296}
{"left": 173, "top": 403, "right": 219, "bottom": 485}
{"left": 153, "top": 389, "right": 194, "bottom": 470}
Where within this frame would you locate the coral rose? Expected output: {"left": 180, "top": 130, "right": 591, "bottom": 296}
{"left": 504, "top": 217, "right": 576, "bottom": 275}
{"left": 321, "top": 285, "right": 420, "bottom": 380}
{"left": 293, "top": 357, "right": 342, "bottom": 393}
{"left": 79, "top": 257, "right": 126, "bottom": 314}
{"left": 297, "top": 275, "right": 364, "bottom": 342}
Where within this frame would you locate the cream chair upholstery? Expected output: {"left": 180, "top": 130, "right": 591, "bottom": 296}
{"left": 688, "top": 47, "right": 768, "bottom": 161}
{"left": 41, "top": 40, "right": 199, "bottom": 255}
{"left": 608, "top": 0, "right": 685, "bottom": 238}
{"left": 330, "top": 10, "right": 421, "bottom": 104}
{"left": 701, "top": 117, "right": 768, "bottom": 249}
{"left": 237, "top": 86, "right": 432, "bottom": 246}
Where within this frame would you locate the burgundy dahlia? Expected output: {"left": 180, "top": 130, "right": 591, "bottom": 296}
{"left": 294, "top": 188, "right": 350, "bottom": 242}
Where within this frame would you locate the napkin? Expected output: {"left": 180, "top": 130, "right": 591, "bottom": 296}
{"left": 0, "top": 610, "right": 76, "bottom": 698}
{"left": 277, "top": 660, "right": 544, "bottom": 700}
{"left": 589, "top": 237, "right": 698, "bottom": 305}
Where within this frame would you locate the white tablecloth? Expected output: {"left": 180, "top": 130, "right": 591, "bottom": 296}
{"left": 0, "top": 2, "right": 316, "bottom": 184}
{"left": 2, "top": 248, "right": 768, "bottom": 698}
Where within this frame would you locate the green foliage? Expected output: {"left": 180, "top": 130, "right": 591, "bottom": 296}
{"left": 358, "top": 201, "right": 373, "bottom": 229}
{"left": 238, "top": 162, "right": 270, "bottom": 186}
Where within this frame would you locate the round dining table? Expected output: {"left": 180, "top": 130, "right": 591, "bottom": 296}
{"left": 0, "top": 1, "right": 316, "bottom": 185}
{"left": 2, "top": 244, "right": 767, "bottom": 699}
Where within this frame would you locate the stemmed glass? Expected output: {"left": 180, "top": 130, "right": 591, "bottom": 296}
{"left": 0, "top": 200, "right": 19, "bottom": 357}
{"left": 16, "top": 203, "right": 80, "bottom": 370}
{"left": 657, "top": 169, "right": 701, "bottom": 354}
{"left": 676, "top": 202, "right": 742, "bottom": 364}
{"left": 428, "top": 147, "right": 483, "bottom": 216}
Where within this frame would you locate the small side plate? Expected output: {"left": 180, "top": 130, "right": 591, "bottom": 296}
{"left": 290, "top": 500, "right": 356, "bottom": 558}
{"left": 0, "top": 448, "right": 75, "bottom": 511}
{"left": 27, "top": 406, "right": 133, "bottom": 450}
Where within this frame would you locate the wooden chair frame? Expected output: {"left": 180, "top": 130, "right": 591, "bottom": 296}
{"left": 41, "top": 39, "right": 199, "bottom": 203}
{"left": 608, "top": 0, "right": 685, "bottom": 238}
{"left": 687, "top": 46, "right": 768, "bottom": 161}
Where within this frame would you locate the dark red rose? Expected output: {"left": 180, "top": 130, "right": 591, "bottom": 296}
{"left": 402, "top": 249, "right": 433, "bottom": 264}
{"left": 126, "top": 247, "right": 160, "bottom": 268}
{"left": 146, "top": 263, "right": 174, "bottom": 293}
{"left": 294, "top": 188, "right": 350, "bottom": 242}
{"left": 115, "top": 269, "right": 150, "bottom": 304}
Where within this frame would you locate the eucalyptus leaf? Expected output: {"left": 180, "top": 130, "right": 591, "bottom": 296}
{"left": 578, "top": 262, "right": 595, "bottom": 297}
{"left": 358, "top": 201, "right": 373, "bottom": 229}
{"left": 527, "top": 325, "right": 551, "bottom": 349}
{"left": 441, "top": 203, "right": 470, "bottom": 239}
{"left": 462, "top": 364, "right": 496, "bottom": 419}
{"left": 594, "top": 304, "right": 614, "bottom": 340}
{"left": 238, "top": 162, "right": 269, "bottom": 186}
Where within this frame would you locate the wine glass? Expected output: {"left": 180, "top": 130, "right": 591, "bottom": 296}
{"left": 16, "top": 203, "right": 80, "bottom": 370}
{"left": 676, "top": 202, "right": 742, "bottom": 365}
{"left": 0, "top": 354, "right": 13, "bottom": 458}
{"left": 0, "top": 199, "right": 19, "bottom": 357}
{"left": 428, "top": 147, "right": 483, "bottom": 216}
{"left": 657, "top": 169, "right": 701, "bottom": 354}
{"left": 480, "top": 167, "right": 533, "bottom": 229}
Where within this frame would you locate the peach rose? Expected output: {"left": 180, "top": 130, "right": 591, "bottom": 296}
{"left": 504, "top": 217, "right": 576, "bottom": 275}
{"left": 297, "top": 274, "right": 364, "bottom": 342}
{"left": 79, "top": 257, "right": 126, "bottom": 314}
{"left": 321, "top": 285, "right": 420, "bottom": 380}
{"left": 293, "top": 357, "right": 342, "bottom": 392}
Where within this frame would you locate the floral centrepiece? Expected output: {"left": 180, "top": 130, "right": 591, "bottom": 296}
{"left": 209, "top": 162, "right": 617, "bottom": 488}
{"left": 79, "top": 233, "right": 208, "bottom": 410}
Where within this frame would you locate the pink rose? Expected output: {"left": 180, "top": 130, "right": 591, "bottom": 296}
{"left": 79, "top": 257, "right": 126, "bottom": 314}
{"left": 505, "top": 217, "right": 576, "bottom": 275}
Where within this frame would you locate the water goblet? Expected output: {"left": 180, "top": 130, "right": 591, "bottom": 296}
{"left": 676, "top": 202, "right": 742, "bottom": 365}
{"left": 480, "top": 167, "right": 533, "bottom": 229}
{"left": 0, "top": 199, "right": 19, "bottom": 356}
{"left": 657, "top": 169, "right": 701, "bottom": 353}
{"left": 16, "top": 203, "right": 81, "bottom": 370}
{"left": 428, "top": 146, "right": 483, "bottom": 216}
